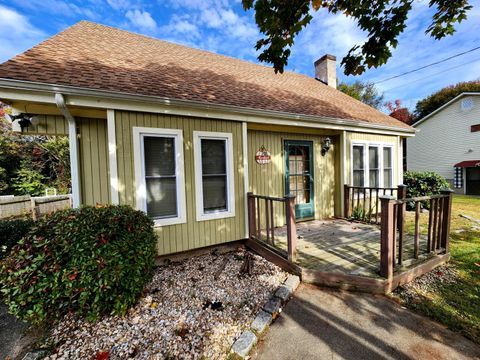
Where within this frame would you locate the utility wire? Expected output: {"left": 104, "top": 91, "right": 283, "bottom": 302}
{"left": 374, "top": 45, "right": 480, "bottom": 84}
{"left": 384, "top": 56, "right": 480, "bottom": 92}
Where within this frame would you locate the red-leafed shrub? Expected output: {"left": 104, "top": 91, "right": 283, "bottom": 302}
{"left": 0, "top": 205, "right": 156, "bottom": 323}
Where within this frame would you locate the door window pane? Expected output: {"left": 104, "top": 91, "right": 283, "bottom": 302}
{"left": 201, "top": 139, "right": 227, "bottom": 212}
{"left": 143, "top": 136, "right": 177, "bottom": 218}
{"left": 353, "top": 145, "right": 365, "bottom": 186}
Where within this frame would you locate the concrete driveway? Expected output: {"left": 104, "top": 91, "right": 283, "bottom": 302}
{"left": 254, "top": 284, "right": 480, "bottom": 360}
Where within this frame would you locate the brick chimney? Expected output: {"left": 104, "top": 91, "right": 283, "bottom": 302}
{"left": 314, "top": 54, "right": 336, "bottom": 88}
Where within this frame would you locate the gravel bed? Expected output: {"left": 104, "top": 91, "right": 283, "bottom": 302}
{"left": 394, "top": 264, "right": 460, "bottom": 304}
{"left": 43, "top": 248, "right": 287, "bottom": 360}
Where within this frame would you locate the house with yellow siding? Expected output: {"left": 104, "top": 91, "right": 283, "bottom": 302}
{"left": 0, "top": 21, "right": 415, "bottom": 257}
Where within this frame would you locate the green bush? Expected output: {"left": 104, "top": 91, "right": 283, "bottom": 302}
{"left": 0, "top": 205, "right": 156, "bottom": 323}
{"left": 0, "top": 218, "right": 35, "bottom": 259}
{"left": 403, "top": 171, "right": 450, "bottom": 209}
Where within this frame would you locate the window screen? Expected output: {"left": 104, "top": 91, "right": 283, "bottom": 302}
{"left": 369, "top": 146, "right": 379, "bottom": 187}
{"left": 353, "top": 145, "right": 365, "bottom": 186}
{"left": 201, "top": 139, "right": 227, "bottom": 212}
{"left": 383, "top": 147, "right": 393, "bottom": 187}
{"left": 143, "top": 136, "right": 177, "bottom": 218}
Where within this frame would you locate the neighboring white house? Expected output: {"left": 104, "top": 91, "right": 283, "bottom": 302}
{"left": 407, "top": 92, "right": 480, "bottom": 195}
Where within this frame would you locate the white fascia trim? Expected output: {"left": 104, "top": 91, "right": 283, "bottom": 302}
{"left": 413, "top": 92, "right": 480, "bottom": 127}
{"left": 350, "top": 140, "right": 395, "bottom": 188}
{"left": 107, "top": 110, "right": 119, "bottom": 204}
{"left": 242, "top": 122, "right": 249, "bottom": 238}
{"left": 193, "top": 131, "right": 236, "bottom": 222}
{"left": 0, "top": 78, "right": 416, "bottom": 136}
{"left": 132, "top": 126, "right": 187, "bottom": 227}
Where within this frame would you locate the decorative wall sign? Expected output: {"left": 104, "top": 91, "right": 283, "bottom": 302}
{"left": 255, "top": 145, "right": 271, "bottom": 164}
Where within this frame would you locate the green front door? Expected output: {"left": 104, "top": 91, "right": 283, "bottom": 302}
{"left": 284, "top": 140, "right": 314, "bottom": 220}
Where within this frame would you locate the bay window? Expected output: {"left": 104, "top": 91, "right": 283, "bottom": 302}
{"left": 351, "top": 142, "right": 394, "bottom": 188}
{"left": 133, "top": 127, "right": 186, "bottom": 226}
{"left": 194, "top": 131, "right": 235, "bottom": 221}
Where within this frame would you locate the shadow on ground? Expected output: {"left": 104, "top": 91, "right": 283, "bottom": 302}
{"left": 253, "top": 284, "right": 480, "bottom": 360}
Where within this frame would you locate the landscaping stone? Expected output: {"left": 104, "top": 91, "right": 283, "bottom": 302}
{"left": 283, "top": 274, "right": 300, "bottom": 292}
{"left": 41, "top": 249, "right": 287, "bottom": 360}
{"left": 274, "top": 285, "right": 292, "bottom": 302}
{"left": 251, "top": 310, "right": 272, "bottom": 334}
{"left": 263, "top": 297, "right": 282, "bottom": 315}
{"left": 22, "top": 349, "right": 49, "bottom": 360}
{"left": 231, "top": 330, "right": 257, "bottom": 358}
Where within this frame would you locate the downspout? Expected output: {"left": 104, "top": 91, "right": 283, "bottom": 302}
{"left": 55, "top": 93, "right": 81, "bottom": 208}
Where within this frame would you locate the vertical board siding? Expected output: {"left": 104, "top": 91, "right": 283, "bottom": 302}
{"left": 247, "top": 129, "right": 339, "bottom": 224}
{"left": 346, "top": 132, "right": 400, "bottom": 186}
{"left": 25, "top": 115, "right": 68, "bottom": 135}
{"left": 77, "top": 118, "right": 111, "bottom": 205}
{"left": 115, "top": 111, "right": 246, "bottom": 256}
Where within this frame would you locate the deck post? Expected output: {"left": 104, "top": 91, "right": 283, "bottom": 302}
{"left": 247, "top": 192, "right": 254, "bottom": 239}
{"left": 379, "top": 195, "right": 395, "bottom": 279}
{"left": 397, "top": 184, "right": 407, "bottom": 265}
{"left": 344, "top": 184, "right": 350, "bottom": 218}
{"left": 440, "top": 189, "right": 454, "bottom": 253}
{"left": 285, "top": 194, "right": 297, "bottom": 262}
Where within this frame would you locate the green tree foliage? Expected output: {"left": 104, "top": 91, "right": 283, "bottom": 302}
{"left": 338, "top": 80, "right": 384, "bottom": 109}
{"left": 0, "top": 112, "right": 70, "bottom": 196}
{"left": 0, "top": 205, "right": 157, "bottom": 323}
{"left": 414, "top": 80, "right": 480, "bottom": 120}
{"left": 12, "top": 162, "right": 46, "bottom": 196}
{"left": 242, "top": 0, "right": 473, "bottom": 75}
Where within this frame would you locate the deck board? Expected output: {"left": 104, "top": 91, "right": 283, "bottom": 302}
{"left": 260, "top": 219, "right": 428, "bottom": 278}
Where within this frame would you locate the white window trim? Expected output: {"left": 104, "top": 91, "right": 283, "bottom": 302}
{"left": 133, "top": 127, "right": 187, "bottom": 227}
{"left": 193, "top": 131, "right": 235, "bottom": 221}
{"left": 351, "top": 140, "right": 395, "bottom": 188}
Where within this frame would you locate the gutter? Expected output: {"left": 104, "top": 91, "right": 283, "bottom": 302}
{"left": 0, "top": 78, "right": 415, "bottom": 136}
{"left": 54, "top": 93, "right": 81, "bottom": 208}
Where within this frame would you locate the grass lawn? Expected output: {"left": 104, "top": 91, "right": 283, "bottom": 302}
{"left": 396, "top": 195, "right": 480, "bottom": 344}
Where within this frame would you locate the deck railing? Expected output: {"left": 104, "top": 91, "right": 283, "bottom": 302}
{"left": 379, "top": 189, "right": 453, "bottom": 279}
{"left": 344, "top": 184, "right": 406, "bottom": 224}
{"left": 247, "top": 192, "right": 297, "bottom": 261}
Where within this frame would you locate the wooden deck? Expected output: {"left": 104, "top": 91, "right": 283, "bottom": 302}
{"left": 260, "top": 219, "right": 430, "bottom": 278}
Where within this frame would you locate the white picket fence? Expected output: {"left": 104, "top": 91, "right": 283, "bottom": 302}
{"left": 0, "top": 195, "right": 72, "bottom": 220}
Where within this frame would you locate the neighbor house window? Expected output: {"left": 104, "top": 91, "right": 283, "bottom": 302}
{"left": 352, "top": 142, "right": 394, "bottom": 188}
{"left": 133, "top": 127, "right": 186, "bottom": 226}
{"left": 194, "top": 131, "right": 235, "bottom": 221}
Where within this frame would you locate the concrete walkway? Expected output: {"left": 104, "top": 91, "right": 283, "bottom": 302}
{"left": 254, "top": 284, "right": 480, "bottom": 360}
{"left": 0, "top": 302, "right": 44, "bottom": 360}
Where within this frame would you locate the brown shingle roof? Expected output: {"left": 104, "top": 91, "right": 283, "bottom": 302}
{"left": 0, "top": 21, "right": 411, "bottom": 130}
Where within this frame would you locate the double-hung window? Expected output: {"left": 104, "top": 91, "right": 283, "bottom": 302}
{"left": 352, "top": 145, "right": 365, "bottom": 187}
{"left": 194, "top": 131, "right": 235, "bottom": 221}
{"left": 133, "top": 127, "right": 186, "bottom": 226}
{"left": 383, "top": 147, "right": 393, "bottom": 187}
{"left": 352, "top": 142, "right": 394, "bottom": 188}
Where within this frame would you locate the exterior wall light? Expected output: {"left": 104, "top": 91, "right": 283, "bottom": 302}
{"left": 5, "top": 113, "right": 39, "bottom": 132}
{"left": 322, "top": 137, "right": 332, "bottom": 156}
